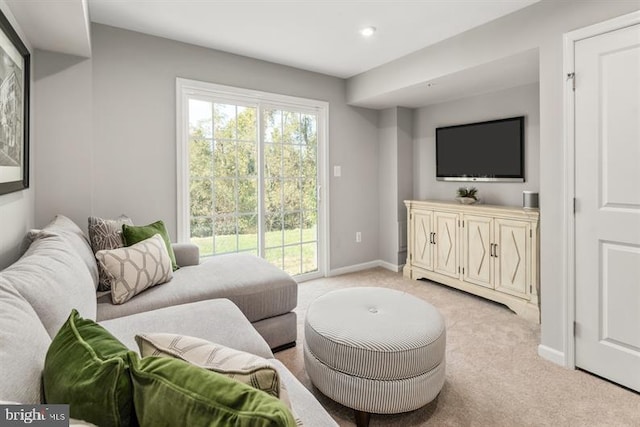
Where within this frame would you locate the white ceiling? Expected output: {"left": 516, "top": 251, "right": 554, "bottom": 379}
{"left": 6, "top": 0, "right": 542, "bottom": 109}
{"left": 87, "top": 0, "right": 539, "bottom": 79}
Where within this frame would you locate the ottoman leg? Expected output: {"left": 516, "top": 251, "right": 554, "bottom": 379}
{"left": 354, "top": 410, "right": 370, "bottom": 427}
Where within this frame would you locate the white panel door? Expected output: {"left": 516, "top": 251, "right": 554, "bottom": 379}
{"left": 412, "top": 210, "right": 433, "bottom": 271}
{"left": 494, "top": 218, "right": 530, "bottom": 299}
{"left": 463, "top": 215, "right": 493, "bottom": 288}
{"left": 574, "top": 23, "right": 640, "bottom": 392}
{"left": 433, "top": 211, "right": 459, "bottom": 278}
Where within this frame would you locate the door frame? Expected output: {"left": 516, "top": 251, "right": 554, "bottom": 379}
{"left": 175, "top": 78, "right": 330, "bottom": 280}
{"left": 562, "top": 10, "right": 640, "bottom": 369}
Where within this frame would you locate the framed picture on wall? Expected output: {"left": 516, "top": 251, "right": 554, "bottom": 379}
{"left": 0, "top": 9, "right": 29, "bottom": 196}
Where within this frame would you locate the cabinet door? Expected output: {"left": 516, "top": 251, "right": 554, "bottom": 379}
{"left": 412, "top": 210, "right": 433, "bottom": 271}
{"left": 463, "top": 215, "right": 493, "bottom": 288}
{"left": 494, "top": 218, "right": 530, "bottom": 299}
{"left": 433, "top": 211, "right": 459, "bottom": 278}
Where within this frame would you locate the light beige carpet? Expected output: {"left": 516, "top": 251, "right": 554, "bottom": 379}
{"left": 275, "top": 268, "right": 640, "bottom": 426}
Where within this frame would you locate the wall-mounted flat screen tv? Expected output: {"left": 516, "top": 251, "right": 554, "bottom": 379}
{"left": 436, "top": 116, "right": 524, "bottom": 182}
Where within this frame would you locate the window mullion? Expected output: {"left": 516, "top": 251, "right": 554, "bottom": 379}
{"left": 257, "top": 105, "right": 265, "bottom": 259}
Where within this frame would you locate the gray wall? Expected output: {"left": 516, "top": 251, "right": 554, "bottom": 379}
{"left": 33, "top": 24, "right": 380, "bottom": 271}
{"left": 377, "top": 107, "right": 413, "bottom": 267}
{"left": 396, "top": 107, "right": 413, "bottom": 263}
{"left": 349, "top": 0, "right": 639, "bottom": 358}
{"left": 34, "top": 51, "right": 92, "bottom": 230}
{"left": 0, "top": 1, "right": 34, "bottom": 269}
{"left": 377, "top": 108, "right": 397, "bottom": 265}
{"left": 413, "top": 83, "right": 540, "bottom": 206}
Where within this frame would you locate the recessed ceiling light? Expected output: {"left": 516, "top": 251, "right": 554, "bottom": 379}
{"left": 360, "top": 27, "right": 376, "bottom": 37}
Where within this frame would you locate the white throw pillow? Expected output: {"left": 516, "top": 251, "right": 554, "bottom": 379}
{"left": 95, "top": 234, "right": 172, "bottom": 305}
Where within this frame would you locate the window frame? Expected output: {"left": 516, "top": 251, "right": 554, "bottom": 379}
{"left": 176, "top": 78, "right": 329, "bottom": 280}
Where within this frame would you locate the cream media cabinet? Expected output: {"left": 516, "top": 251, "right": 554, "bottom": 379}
{"left": 404, "top": 200, "right": 540, "bottom": 322}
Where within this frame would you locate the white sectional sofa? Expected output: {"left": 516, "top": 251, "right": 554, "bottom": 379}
{"left": 0, "top": 215, "right": 336, "bottom": 426}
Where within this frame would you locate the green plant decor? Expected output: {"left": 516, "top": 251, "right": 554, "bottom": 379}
{"left": 456, "top": 187, "right": 478, "bottom": 200}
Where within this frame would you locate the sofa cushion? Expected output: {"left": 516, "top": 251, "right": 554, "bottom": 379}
{"left": 41, "top": 215, "right": 99, "bottom": 290}
{"left": 122, "top": 220, "right": 178, "bottom": 271}
{"left": 0, "top": 278, "right": 51, "bottom": 404}
{"left": 136, "top": 333, "right": 282, "bottom": 398}
{"left": 1, "top": 233, "right": 97, "bottom": 337}
{"left": 43, "top": 310, "right": 135, "bottom": 427}
{"left": 96, "top": 253, "right": 297, "bottom": 324}
{"left": 96, "top": 234, "right": 173, "bottom": 305}
{"left": 171, "top": 243, "right": 200, "bottom": 267}
{"left": 100, "top": 298, "right": 274, "bottom": 360}
{"left": 127, "top": 352, "right": 296, "bottom": 427}
{"left": 269, "top": 359, "right": 338, "bottom": 427}
{"left": 88, "top": 215, "right": 134, "bottom": 291}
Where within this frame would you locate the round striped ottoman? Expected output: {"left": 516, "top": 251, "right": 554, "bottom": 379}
{"left": 304, "top": 287, "right": 446, "bottom": 426}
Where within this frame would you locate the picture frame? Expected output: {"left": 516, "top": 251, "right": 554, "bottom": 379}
{"left": 0, "top": 9, "right": 29, "bottom": 196}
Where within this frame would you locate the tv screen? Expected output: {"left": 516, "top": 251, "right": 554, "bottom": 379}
{"left": 436, "top": 116, "right": 524, "bottom": 182}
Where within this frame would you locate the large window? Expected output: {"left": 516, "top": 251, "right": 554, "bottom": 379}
{"left": 177, "top": 79, "right": 327, "bottom": 279}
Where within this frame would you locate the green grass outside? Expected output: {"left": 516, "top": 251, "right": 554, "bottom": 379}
{"left": 191, "top": 227, "right": 317, "bottom": 275}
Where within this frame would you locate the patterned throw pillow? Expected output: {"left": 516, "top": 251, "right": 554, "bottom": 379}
{"left": 88, "top": 215, "right": 134, "bottom": 291}
{"left": 95, "top": 234, "right": 173, "bottom": 305}
{"left": 135, "top": 333, "right": 302, "bottom": 425}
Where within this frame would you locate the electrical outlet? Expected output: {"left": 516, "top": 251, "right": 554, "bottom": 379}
{"left": 356, "top": 232, "right": 362, "bottom": 243}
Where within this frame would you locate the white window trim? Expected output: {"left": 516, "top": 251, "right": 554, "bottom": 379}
{"left": 176, "top": 77, "right": 330, "bottom": 279}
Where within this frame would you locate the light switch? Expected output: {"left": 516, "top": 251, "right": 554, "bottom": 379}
{"left": 334, "top": 165, "right": 341, "bottom": 177}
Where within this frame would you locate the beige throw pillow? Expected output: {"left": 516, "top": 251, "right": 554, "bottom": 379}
{"left": 135, "top": 333, "right": 302, "bottom": 425}
{"left": 96, "top": 234, "right": 172, "bottom": 305}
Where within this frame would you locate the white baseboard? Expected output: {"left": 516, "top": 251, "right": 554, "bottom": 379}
{"left": 328, "top": 260, "right": 402, "bottom": 277}
{"left": 378, "top": 260, "right": 403, "bottom": 273}
{"left": 538, "top": 344, "right": 565, "bottom": 366}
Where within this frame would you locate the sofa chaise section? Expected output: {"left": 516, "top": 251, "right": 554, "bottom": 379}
{"left": 96, "top": 252, "right": 298, "bottom": 350}
{"left": 101, "top": 298, "right": 336, "bottom": 426}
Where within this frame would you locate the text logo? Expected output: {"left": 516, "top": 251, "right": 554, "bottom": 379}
{"left": 0, "top": 405, "right": 69, "bottom": 426}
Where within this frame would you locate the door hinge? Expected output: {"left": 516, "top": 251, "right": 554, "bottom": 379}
{"left": 567, "top": 72, "right": 575, "bottom": 91}
{"left": 573, "top": 197, "right": 577, "bottom": 214}
{"left": 530, "top": 229, "right": 532, "bottom": 238}
{"left": 529, "top": 284, "right": 532, "bottom": 293}
{"left": 462, "top": 267, "right": 465, "bottom": 275}
{"left": 458, "top": 266, "right": 460, "bottom": 273}
{"left": 573, "top": 321, "right": 577, "bottom": 336}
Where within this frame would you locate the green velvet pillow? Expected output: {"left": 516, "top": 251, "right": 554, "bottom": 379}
{"left": 128, "top": 353, "right": 296, "bottom": 427}
{"left": 122, "top": 220, "right": 178, "bottom": 271}
{"left": 43, "top": 310, "right": 135, "bottom": 427}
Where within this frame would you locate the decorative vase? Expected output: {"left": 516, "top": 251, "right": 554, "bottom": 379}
{"left": 456, "top": 197, "right": 477, "bottom": 205}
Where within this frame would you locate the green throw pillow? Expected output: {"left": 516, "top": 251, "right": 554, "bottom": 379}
{"left": 128, "top": 353, "right": 296, "bottom": 427}
{"left": 43, "top": 310, "right": 135, "bottom": 427}
{"left": 122, "top": 220, "right": 178, "bottom": 271}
